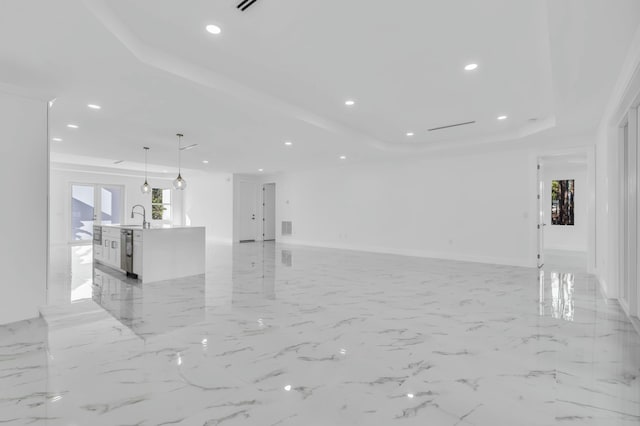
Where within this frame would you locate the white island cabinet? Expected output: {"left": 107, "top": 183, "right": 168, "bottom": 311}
{"left": 94, "top": 225, "right": 205, "bottom": 283}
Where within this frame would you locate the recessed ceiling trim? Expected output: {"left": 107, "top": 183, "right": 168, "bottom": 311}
{"left": 428, "top": 121, "right": 476, "bottom": 132}
{"left": 83, "top": 0, "right": 390, "bottom": 155}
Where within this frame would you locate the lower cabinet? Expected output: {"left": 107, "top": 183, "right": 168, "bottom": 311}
{"left": 111, "top": 239, "right": 120, "bottom": 268}
{"left": 133, "top": 242, "right": 142, "bottom": 275}
{"left": 93, "top": 243, "right": 103, "bottom": 261}
{"left": 97, "top": 227, "right": 121, "bottom": 270}
{"left": 95, "top": 227, "right": 143, "bottom": 278}
{"left": 133, "top": 230, "right": 143, "bottom": 276}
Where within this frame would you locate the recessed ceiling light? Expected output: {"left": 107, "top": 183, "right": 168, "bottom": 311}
{"left": 339, "top": 155, "right": 347, "bottom": 160}
{"left": 202, "top": 160, "right": 209, "bottom": 164}
{"left": 284, "top": 141, "right": 293, "bottom": 146}
{"left": 67, "top": 124, "right": 79, "bottom": 129}
{"left": 206, "top": 24, "right": 222, "bottom": 35}
{"left": 284, "top": 385, "right": 292, "bottom": 391}
{"left": 87, "top": 104, "right": 101, "bottom": 110}
{"left": 497, "top": 115, "right": 508, "bottom": 120}
{"left": 464, "top": 63, "right": 478, "bottom": 71}
{"left": 344, "top": 100, "right": 355, "bottom": 106}
{"left": 258, "top": 168, "right": 264, "bottom": 172}
{"left": 406, "top": 132, "right": 414, "bottom": 137}
{"left": 52, "top": 137, "right": 62, "bottom": 142}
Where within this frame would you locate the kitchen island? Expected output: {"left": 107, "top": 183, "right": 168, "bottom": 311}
{"left": 93, "top": 225, "right": 205, "bottom": 283}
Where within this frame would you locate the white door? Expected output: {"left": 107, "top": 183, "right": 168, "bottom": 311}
{"left": 238, "top": 181, "right": 258, "bottom": 242}
{"left": 537, "top": 163, "right": 545, "bottom": 268}
{"left": 262, "top": 183, "right": 276, "bottom": 241}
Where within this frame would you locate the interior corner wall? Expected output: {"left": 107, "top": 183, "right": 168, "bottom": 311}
{"left": 274, "top": 149, "right": 537, "bottom": 267}
{"left": 543, "top": 163, "right": 588, "bottom": 251}
{"left": 184, "top": 171, "right": 233, "bottom": 243}
{"left": 0, "top": 90, "right": 48, "bottom": 325}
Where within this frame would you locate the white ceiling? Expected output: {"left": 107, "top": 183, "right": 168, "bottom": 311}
{"left": 0, "top": 0, "right": 639, "bottom": 174}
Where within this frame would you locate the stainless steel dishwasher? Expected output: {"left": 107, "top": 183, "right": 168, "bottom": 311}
{"left": 120, "top": 229, "right": 136, "bottom": 278}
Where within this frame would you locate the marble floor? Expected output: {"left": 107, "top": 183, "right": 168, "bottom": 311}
{"left": 1, "top": 242, "right": 639, "bottom": 425}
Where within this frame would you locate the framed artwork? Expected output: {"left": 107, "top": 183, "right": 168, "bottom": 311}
{"left": 551, "top": 179, "right": 575, "bottom": 225}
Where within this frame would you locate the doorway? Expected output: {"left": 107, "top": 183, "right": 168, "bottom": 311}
{"left": 537, "top": 154, "right": 589, "bottom": 271}
{"left": 70, "top": 183, "right": 124, "bottom": 243}
{"left": 262, "top": 183, "right": 276, "bottom": 241}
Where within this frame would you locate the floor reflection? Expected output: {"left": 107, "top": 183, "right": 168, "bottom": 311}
{"left": 6, "top": 241, "right": 638, "bottom": 425}
{"left": 48, "top": 244, "right": 94, "bottom": 304}
{"left": 231, "top": 242, "right": 277, "bottom": 303}
{"left": 539, "top": 270, "right": 575, "bottom": 322}
{"left": 91, "top": 264, "right": 206, "bottom": 339}
{"left": 48, "top": 242, "right": 289, "bottom": 337}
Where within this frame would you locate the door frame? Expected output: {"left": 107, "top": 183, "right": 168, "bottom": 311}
{"left": 534, "top": 148, "right": 594, "bottom": 271}
{"left": 536, "top": 162, "right": 545, "bottom": 268}
{"left": 617, "top": 106, "right": 639, "bottom": 318}
{"left": 262, "top": 182, "right": 276, "bottom": 241}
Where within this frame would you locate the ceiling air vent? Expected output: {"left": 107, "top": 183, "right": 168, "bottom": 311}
{"left": 428, "top": 121, "right": 476, "bottom": 132}
{"left": 237, "top": 0, "right": 259, "bottom": 11}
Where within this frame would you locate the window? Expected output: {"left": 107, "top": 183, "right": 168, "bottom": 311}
{"left": 151, "top": 188, "right": 171, "bottom": 220}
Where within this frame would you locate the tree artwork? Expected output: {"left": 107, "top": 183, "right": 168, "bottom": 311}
{"left": 551, "top": 179, "right": 574, "bottom": 225}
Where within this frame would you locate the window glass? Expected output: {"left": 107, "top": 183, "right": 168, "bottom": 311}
{"left": 152, "top": 188, "right": 172, "bottom": 220}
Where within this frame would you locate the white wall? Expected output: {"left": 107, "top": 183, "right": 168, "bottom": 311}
{"left": 271, "top": 149, "right": 538, "bottom": 267}
{"left": 0, "top": 90, "right": 48, "bottom": 324}
{"left": 543, "top": 163, "right": 588, "bottom": 251}
{"left": 184, "top": 170, "right": 234, "bottom": 243}
{"left": 594, "top": 24, "right": 640, "bottom": 299}
{"left": 49, "top": 165, "right": 180, "bottom": 246}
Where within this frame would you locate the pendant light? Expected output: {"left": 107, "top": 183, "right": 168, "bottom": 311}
{"left": 173, "top": 133, "right": 187, "bottom": 190}
{"left": 141, "top": 146, "right": 151, "bottom": 194}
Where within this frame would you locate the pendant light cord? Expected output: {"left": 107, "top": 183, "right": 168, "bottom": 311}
{"left": 144, "top": 147, "right": 149, "bottom": 181}
{"left": 176, "top": 133, "right": 183, "bottom": 175}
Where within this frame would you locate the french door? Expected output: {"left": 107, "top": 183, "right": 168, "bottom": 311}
{"left": 70, "top": 184, "right": 124, "bottom": 243}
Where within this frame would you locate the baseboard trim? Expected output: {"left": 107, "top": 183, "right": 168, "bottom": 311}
{"left": 281, "top": 239, "right": 534, "bottom": 268}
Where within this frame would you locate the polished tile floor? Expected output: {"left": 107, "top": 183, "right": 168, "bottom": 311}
{"left": 1, "top": 242, "right": 639, "bottom": 425}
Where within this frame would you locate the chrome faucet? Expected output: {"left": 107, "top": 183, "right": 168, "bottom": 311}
{"left": 131, "top": 204, "right": 150, "bottom": 229}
